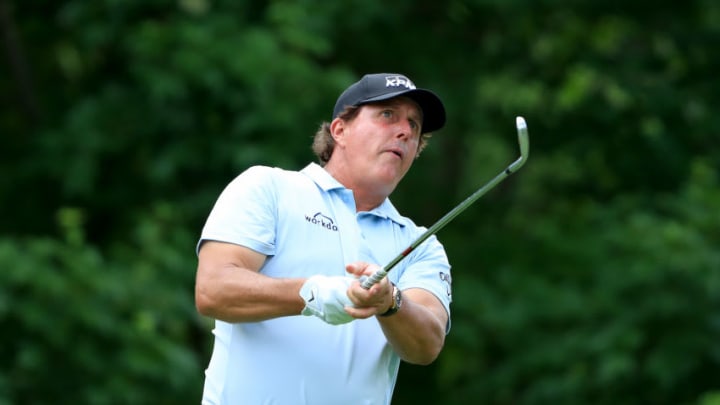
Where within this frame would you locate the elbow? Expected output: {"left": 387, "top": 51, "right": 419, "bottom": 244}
{"left": 422, "top": 346, "right": 443, "bottom": 365}
{"left": 417, "top": 345, "right": 443, "bottom": 365}
{"left": 403, "top": 350, "right": 441, "bottom": 366}
{"left": 195, "top": 269, "right": 227, "bottom": 319}
{"left": 400, "top": 340, "right": 444, "bottom": 366}
{"left": 195, "top": 286, "right": 218, "bottom": 318}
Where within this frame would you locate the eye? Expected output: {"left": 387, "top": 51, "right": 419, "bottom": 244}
{"left": 407, "top": 117, "right": 423, "bottom": 137}
{"left": 381, "top": 110, "right": 394, "bottom": 119}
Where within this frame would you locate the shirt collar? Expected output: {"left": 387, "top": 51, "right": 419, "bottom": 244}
{"left": 301, "top": 163, "right": 406, "bottom": 226}
{"left": 301, "top": 162, "right": 345, "bottom": 191}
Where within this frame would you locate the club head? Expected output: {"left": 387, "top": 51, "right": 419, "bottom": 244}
{"left": 508, "top": 116, "right": 530, "bottom": 172}
{"left": 516, "top": 116, "right": 530, "bottom": 159}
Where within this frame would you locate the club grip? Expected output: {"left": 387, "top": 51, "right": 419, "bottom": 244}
{"left": 361, "top": 268, "right": 388, "bottom": 289}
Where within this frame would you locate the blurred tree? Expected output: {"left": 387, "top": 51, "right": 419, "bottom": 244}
{"left": 0, "top": 0, "right": 718, "bottom": 403}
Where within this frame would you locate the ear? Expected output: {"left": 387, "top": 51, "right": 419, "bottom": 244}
{"left": 329, "top": 117, "right": 347, "bottom": 146}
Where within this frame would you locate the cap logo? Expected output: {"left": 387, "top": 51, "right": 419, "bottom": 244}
{"left": 385, "top": 75, "right": 416, "bottom": 90}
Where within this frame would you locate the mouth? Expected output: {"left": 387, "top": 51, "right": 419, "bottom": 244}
{"left": 385, "top": 148, "right": 404, "bottom": 160}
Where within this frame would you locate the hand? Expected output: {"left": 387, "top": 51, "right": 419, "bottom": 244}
{"left": 344, "top": 262, "right": 395, "bottom": 318}
{"left": 299, "top": 275, "right": 355, "bottom": 325}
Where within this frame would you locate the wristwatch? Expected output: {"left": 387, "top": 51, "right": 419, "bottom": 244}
{"left": 379, "top": 283, "right": 402, "bottom": 317}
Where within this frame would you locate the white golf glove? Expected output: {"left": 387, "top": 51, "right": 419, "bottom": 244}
{"left": 299, "top": 275, "right": 355, "bottom": 325}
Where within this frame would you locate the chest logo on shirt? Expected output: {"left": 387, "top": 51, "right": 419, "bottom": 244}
{"left": 305, "top": 212, "right": 339, "bottom": 232}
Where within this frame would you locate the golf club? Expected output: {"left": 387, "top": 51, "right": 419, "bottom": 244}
{"left": 361, "top": 116, "right": 530, "bottom": 289}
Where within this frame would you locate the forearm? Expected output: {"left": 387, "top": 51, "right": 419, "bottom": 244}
{"left": 196, "top": 266, "right": 306, "bottom": 322}
{"left": 377, "top": 289, "right": 446, "bottom": 365}
{"left": 195, "top": 241, "right": 306, "bottom": 323}
{"left": 343, "top": 262, "right": 449, "bottom": 364}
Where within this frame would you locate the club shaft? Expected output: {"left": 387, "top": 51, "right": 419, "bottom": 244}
{"left": 361, "top": 117, "right": 529, "bottom": 289}
{"left": 360, "top": 158, "right": 521, "bottom": 289}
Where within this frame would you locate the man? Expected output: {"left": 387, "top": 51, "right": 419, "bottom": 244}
{"left": 195, "top": 73, "right": 453, "bottom": 404}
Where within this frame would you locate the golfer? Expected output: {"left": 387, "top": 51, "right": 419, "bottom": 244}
{"left": 195, "top": 73, "right": 453, "bottom": 404}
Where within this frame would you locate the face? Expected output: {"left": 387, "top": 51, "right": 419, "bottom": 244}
{"left": 329, "top": 96, "right": 423, "bottom": 196}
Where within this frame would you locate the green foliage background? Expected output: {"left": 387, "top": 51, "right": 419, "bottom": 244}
{"left": 1, "top": 0, "right": 718, "bottom": 403}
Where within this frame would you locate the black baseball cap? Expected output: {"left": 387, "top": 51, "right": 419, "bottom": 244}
{"left": 332, "top": 73, "right": 446, "bottom": 134}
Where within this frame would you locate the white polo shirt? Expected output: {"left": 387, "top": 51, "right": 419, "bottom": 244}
{"left": 199, "top": 163, "right": 452, "bottom": 405}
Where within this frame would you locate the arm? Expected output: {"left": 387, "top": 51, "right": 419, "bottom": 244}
{"left": 377, "top": 288, "right": 447, "bottom": 365}
{"left": 344, "top": 262, "right": 448, "bottom": 365}
{"left": 195, "top": 240, "right": 306, "bottom": 322}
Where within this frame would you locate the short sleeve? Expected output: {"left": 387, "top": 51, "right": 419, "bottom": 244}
{"left": 197, "top": 166, "right": 278, "bottom": 256}
{"left": 397, "top": 235, "right": 453, "bottom": 331}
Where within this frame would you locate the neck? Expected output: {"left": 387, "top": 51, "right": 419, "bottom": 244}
{"left": 324, "top": 162, "right": 389, "bottom": 212}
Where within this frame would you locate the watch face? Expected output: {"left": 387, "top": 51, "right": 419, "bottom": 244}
{"left": 379, "top": 285, "right": 401, "bottom": 317}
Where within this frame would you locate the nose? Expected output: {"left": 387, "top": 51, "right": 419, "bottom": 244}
{"left": 394, "top": 118, "right": 415, "bottom": 141}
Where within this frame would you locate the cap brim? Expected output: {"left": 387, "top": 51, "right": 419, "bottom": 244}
{"left": 361, "top": 89, "right": 446, "bottom": 134}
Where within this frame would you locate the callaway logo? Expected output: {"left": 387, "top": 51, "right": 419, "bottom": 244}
{"left": 439, "top": 272, "right": 452, "bottom": 299}
{"left": 385, "top": 75, "right": 416, "bottom": 90}
{"left": 305, "top": 212, "right": 338, "bottom": 231}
